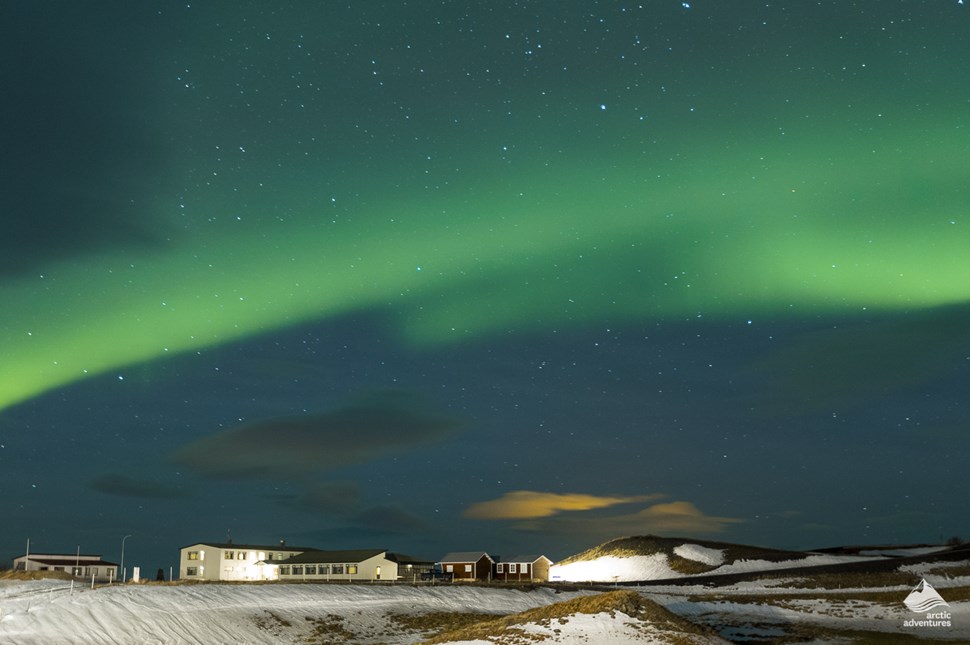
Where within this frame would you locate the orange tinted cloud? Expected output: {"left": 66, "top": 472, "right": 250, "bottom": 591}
{"left": 464, "top": 490, "right": 660, "bottom": 520}
{"left": 629, "top": 501, "right": 743, "bottom": 533}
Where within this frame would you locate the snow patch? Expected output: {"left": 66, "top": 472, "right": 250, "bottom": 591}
{"left": 674, "top": 543, "right": 725, "bottom": 566}
{"left": 550, "top": 553, "right": 680, "bottom": 583}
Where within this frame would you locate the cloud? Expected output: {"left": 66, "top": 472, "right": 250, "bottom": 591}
{"left": 464, "top": 490, "right": 660, "bottom": 520}
{"left": 171, "top": 390, "right": 460, "bottom": 480}
{"left": 624, "top": 501, "right": 743, "bottom": 534}
{"left": 351, "top": 505, "right": 428, "bottom": 533}
{"left": 504, "top": 499, "right": 743, "bottom": 541}
{"left": 299, "top": 481, "right": 361, "bottom": 514}
{"left": 89, "top": 474, "right": 189, "bottom": 499}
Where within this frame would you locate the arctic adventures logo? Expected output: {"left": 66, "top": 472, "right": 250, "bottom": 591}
{"left": 902, "top": 578, "right": 951, "bottom": 628}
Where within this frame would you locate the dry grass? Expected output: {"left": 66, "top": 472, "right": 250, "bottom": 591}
{"left": 765, "top": 569, "right": 921, "bottom": 590}
{"left": 414, "top": 590, "right": 714, "bottom": 644}
{"left": 303, "top": 613, "right": 357, "bottom": 644}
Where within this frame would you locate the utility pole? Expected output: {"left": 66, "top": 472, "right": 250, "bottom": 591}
{"left": 121, "top": 535, "right": 132, "bottom": 583}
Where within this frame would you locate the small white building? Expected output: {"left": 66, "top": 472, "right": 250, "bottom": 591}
{"left": 178, "top": 541, "right": 310, "bottom": 581}
{"left": 12, "top": 553, "right": 117, "bottom": 581}
{"left": 274, "top": 549, "right": 399, "bottom": 582}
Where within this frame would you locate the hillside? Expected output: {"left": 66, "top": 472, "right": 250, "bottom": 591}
{"left": 548, "top": 535, "right": 951, "bottom": 583}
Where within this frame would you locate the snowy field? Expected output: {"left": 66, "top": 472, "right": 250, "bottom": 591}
{"left": 2, "top": 570, "right": 968, "bottom": 643}
{"left": 0, "top": 580, "right": 705, "bottom": 645}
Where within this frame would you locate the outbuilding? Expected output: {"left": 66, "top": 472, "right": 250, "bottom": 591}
{"left": 439, "top": 552, "right": 495, "bottom": 582}
{"left": 495, "top": 555, "right": 553, "bottom": 582}
{"left": 12, "top": 553, "right": 118, "bottom": 581}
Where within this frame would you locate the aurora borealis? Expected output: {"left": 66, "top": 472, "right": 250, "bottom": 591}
{"left": 2, "top": 1, "right": 969, "bottom": 571}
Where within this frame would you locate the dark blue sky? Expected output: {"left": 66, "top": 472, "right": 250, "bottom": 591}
{"left": 2, "top": 1, "right": 969, "bottom": 574}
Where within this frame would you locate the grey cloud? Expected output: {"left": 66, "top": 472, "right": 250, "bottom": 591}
{"left": 89, "top": 474, "right": 190, "bottom": 500}
{"left": 171, "top": 390, "right": 461, "bottom": 480}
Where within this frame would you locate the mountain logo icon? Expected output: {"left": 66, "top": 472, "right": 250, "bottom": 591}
{"left": 904, "top": 578, "right": 950, "bottom": 613}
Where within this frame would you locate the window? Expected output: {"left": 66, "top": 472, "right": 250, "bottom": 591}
{"left": 445, "top": 565, "right": 453, "bottom": 572}
{"left": 496, "top": 563, "right": 504, "bottom": 573}
{"left": 464, "top": 564, "right": 472, "bottom": 573}
{"left": 225, "top": 551, "right": 234, "bottom": 560}
{"left": 347, "top": 565, "right": 357, "bottom": 575}
{"left": 237, "top": 552, "right": 246, "bottom": 560}
{"left": 280, "top": 566, "right": 290, "bottom": 575}
{"left": 72, "top": 567, "right": 82, "bottom": 576}
{"left": 508, "top": 564, "right": 517, "bottom": 574}
{"left": 258, "top": 552, "right": 266, "bottom": 561}
{"left": 292, "top": 566, "right": 304, "bottom": 575}
{"left": 305, "top": 565, "right": 317, "bottom": 575}
{"left": 186, "top": 567, "right": 198, "bottom": 576}
{"left": 332, "top": 565, "right": 344, "bottom": 574}
{"left": 521, "top": 563, "right": 529, "bottom": 574}
{"left": 319, "top": 565, "right": 329, "bottom": 575}
{"left": 187, "top": 551, "right": 199, "bottom": 561}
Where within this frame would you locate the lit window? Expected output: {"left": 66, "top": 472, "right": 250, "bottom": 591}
{"left": 199, "top": 551, "right": 205, "bottom": 561}
{"left": 237, "top": 552, "right": 245, "bottom": 560}
{"left": 225, "top": 551, "right": 234, "bottom": 560}
{"left": 258, "top": 552, "right": 266, "bottom": 560}
{"left": 464, "top": 565, "right": 472, "bottom": 573}
{"left": 445, "top": 565, "right": 453, "bottom": 572}
{"left": 347, "top": 565, "right": 357, "bottom": 575}
{"left": 188, "top": 551, "right": 199, "bottom": 561}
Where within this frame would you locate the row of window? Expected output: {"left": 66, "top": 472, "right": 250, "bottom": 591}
{"left": 279, "top": 564, "right": 358, "bottom": 576}
{"left": 496, "top": 563, "right": 528, "bottom": 574}
{"left": 442, "top": 563, "right": 531, "bottom": 574}
{"left": 187, "top": 550, "right": 290, "bottom": 562}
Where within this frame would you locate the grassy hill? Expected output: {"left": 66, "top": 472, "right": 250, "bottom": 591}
{"left": 556, "top": 534, "right": 809, "bottom": 575}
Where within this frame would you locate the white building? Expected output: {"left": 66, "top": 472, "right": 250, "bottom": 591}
{"left": 275, "top": 549, "right": 399, "bottom": 582}
{"left": 13, "top": 553, "right": 117, "bottom": 581}
{"left": 178, "top": 541, "right": 310, "bottom": 581}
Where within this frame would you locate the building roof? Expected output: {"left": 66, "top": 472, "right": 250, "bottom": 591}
{"left": 179, "top": 541, "right": 314, "bottom": 552}
{"left": 440, "top": 551, "right": 494, "bottom": 563}
{"left": 275, "top": 549, "right": 386, "bottom": 565}
{"left": 386, "top": 552, "right": 434, "bottom": 566}
{"left": 505, "top": 555, "right": 553, "bottom": 564}
{"left": 14, "top": 555, "right": 118, "bottom": 567}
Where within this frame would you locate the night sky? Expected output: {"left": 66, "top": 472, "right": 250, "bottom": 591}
{"left": 2, "top": 1, "right": 969, "bottom": 575}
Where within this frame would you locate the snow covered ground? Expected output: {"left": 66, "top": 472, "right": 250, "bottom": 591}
{"left": 2, "top": 570, "right": 968, "bottom": 644}
{"left": 0, "top": 580, "right": 723, "bottom": 645}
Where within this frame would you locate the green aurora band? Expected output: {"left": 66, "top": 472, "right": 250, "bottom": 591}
{"left": 2, "top": 117, "right": 967, "bottom": 413}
